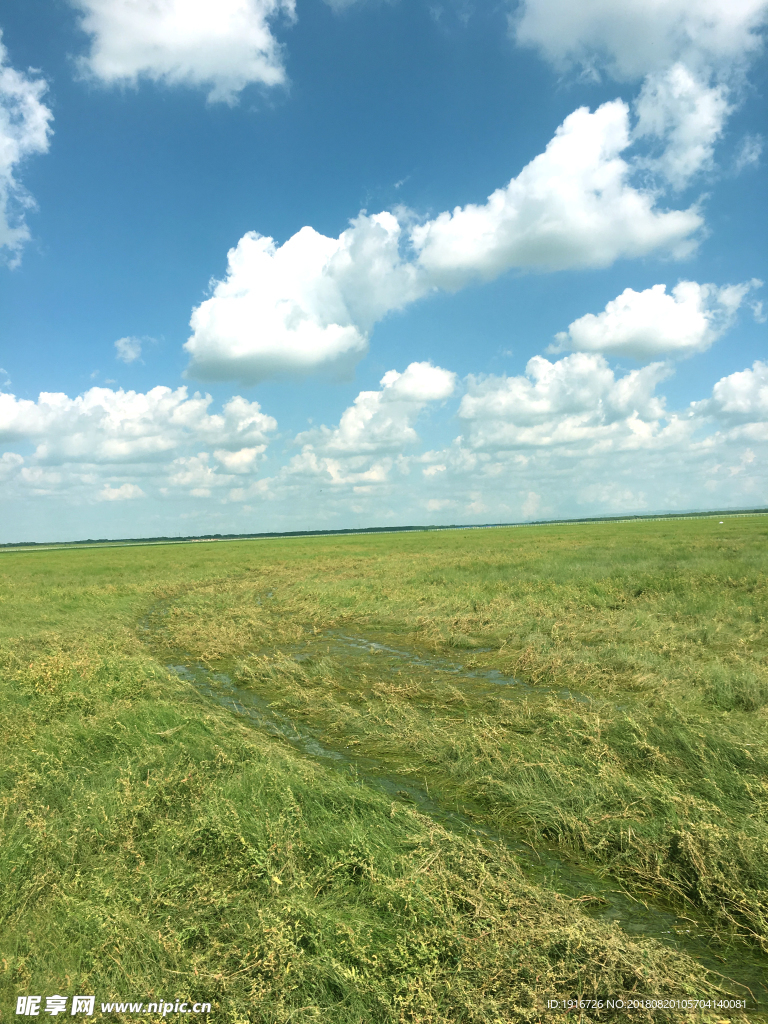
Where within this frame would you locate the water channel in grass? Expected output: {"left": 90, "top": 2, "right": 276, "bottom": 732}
{"left": 166, "top": 629, "right": 768, "bottom": 1011}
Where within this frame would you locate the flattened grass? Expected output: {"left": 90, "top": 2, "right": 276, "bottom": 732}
{"left": 230, "top": 649, "right": 768, "bottom": 947}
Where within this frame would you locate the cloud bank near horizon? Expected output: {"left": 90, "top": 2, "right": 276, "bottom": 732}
{"left": 0, "top": 385, "right": 276, "bottom": 504}
{"left": 1, "top": 359, "right": 765, "bottom": 530}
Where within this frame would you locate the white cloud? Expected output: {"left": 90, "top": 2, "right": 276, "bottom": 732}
{"left": 214, "top": 446, "right": 265, "bottom": 472}
{"left": 417, "top": 356, "right": 768, "bottom": 522}
{"left": 296, "top": 361, "right": 456, "bottom": 456}
{"left": 238, "top": 354, "right": 761, "bottom": 534}
{"left": 391, "top": 364, "right": 765, "bottom": 528}
{"left": 224, "top": 362, "right": 457, "bottom": 504}
{"left": 166, "top": 452, "right": 224, "bottom": 497}
{"left": 0, "top": 33, "right": 53, "bottom": 262}
{"left": 410, "top": 100, "right": 701, "bottom": 286}
{"left": 512, "top": 0, "right": 768, "bottom": 81}
{"left": 115, "top": 336, "right": 142, "bottom": 363}
{"left": 5, "top": 363, "right": 767, "bottom": 534}
{"left": 521, "top": 491, "right": 542, "bottom": 517}
{"left": 512, "top": 0, "right": 767, "bottom": 194}
{"left": 466, "top": 495, "right": 489, "bottom": 515}
{"left": 98, "top": 482, "right": 145, "bottom": 501}
{"left": 280, "top": 448, "right": 394, "bottom": 490}
{"left": 380, "top": 361, "right": 457, "bottom": 402}
{"left": 0, "top": 385, "right": 275, "bottom": 458}
{"left": 72, "top": 0, "right": 296, "bottom": 103}
{"left": 427, "top": 498, "right": 454, "bottom": 512}
{"left": 0, "top": 450, "right": 23, "bottom": 481}
{"left": 0, "top": 385, "right": 277, "bottom": 504}
{"left": 458, "top": 353, "right": 676, "bottom": 451}
{"left": 633, "top": 65, "right": 731, "bottom": 190}
{"left": 692, "top": 360, "right": 768, "bottom": 425}
{"left": 733, "top": 133, "right": 763, "bottom": 173}
{"left": 552, "top": 279, "right": 761, "bottom": 360}
{"left": 186, "top": 101, "right": 701, "bottom": 383}
{"left": 185, "top": 213, "right": 423, "bottom": 384}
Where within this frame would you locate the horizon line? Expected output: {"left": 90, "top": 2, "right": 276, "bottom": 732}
{"left": 1, "top": 505, "right": 767, "bottom": 555}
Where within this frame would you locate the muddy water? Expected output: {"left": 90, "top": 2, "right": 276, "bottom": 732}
{"left": 169, "top": 652, "right": 768, "bottom": 1009}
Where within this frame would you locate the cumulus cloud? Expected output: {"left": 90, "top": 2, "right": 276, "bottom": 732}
{"left": 115, "top": 336, "right": 142, "bottom": 363}
{"left": 0, "top": 450, "right": 24, "bottom": 481}
{"left": 521, "top": 491, "right": 542, "bottom": 517}
{"left": 458, "top": 353, "right": 677, "bottom": 451}
{"left": 633, "top": 65, "right": 732, "bottom": 190}
{"left": 295, "top": 361, "right": 456, "bottom": 456}
{"left": 0, "top": 385, "right": 275, "bottom": 458}
{"left": 552, "top": 279, "right": 761, "bottom": 360}
{"left": 71, "top": 0, "right": 295, "bottom": 103}
{"left": 214, "top": 446, "right": 264, "bottom": 472}
{"left": 0, "top": 385, "right": 277, "bottom": 504}
{"left": 6, "top": 365, "right": 766, "bottom": 533}
{"left": 98, "top": 482, "right": 145, "bottom": 501}
{"left": 185, "top": 213, "right": 423, "bottom": 384}
{"left": 223, "top": 362, "right": 457, "bottom": 502}
{"left": 410, "top": 100, "right": 700, "bottom": 285}
{"left": 186, "top": 101, "right": 701, "bottom": 383}
{"left": 242, "top": 351, "right": 753, "bottom": 531}
{"left": 514, "top": 1, "right": 767, "bottom": 194}
{"left": 512, "top": 0, "right": 768, "bottom": 81}
{"left": 0, "top": 33, "right": 53, "bottom": 262}
{"left": 426, "top": 498, "right": 453, "bottom": 512}
{"left": 165, "top": 452, "right": 225, "bottom": 498}
{"left": 692, "top": 360, "right": 768, "bottom": 426}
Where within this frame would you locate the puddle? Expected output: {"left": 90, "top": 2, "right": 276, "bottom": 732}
{"left": 170, "top": 659, "right": 768, "bottom": 1009}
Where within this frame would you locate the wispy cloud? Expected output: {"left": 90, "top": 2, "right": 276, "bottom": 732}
{"left": 0, "top": 32, "right": 53, "bottom": 263}
{"left": 114, "top": 336, "right": 143, "bottom": 364}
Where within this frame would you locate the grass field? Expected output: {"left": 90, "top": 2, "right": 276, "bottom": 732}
{"left": 1, "top": 517, "right": 767, "bottom": 1022}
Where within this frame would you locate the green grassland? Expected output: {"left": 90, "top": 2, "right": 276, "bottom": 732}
{"left": 1, "top": 517, "right": 767, "bottom": 1022}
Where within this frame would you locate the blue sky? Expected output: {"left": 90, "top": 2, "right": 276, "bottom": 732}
{"left": 0, "top": 0, "right": 766, "bottom": 542}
